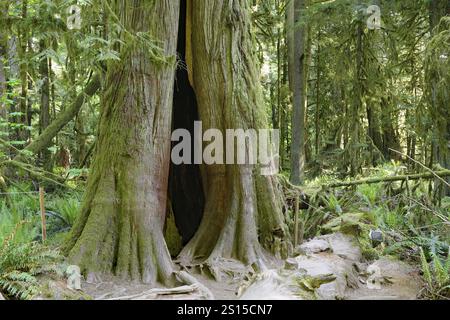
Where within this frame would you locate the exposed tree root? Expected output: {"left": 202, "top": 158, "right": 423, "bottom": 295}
{"left": 176, "top": 166, "right": 281, "bottom": 280}
{"left": 175, "top": 271, "right": 215, "bottom": 299}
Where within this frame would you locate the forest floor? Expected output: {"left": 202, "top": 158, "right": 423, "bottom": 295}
{"left": 71, "top": 233, "right": 422, "bottom": 300}
{"left": 78, "top": 263, "right": 243, "bottom": 300}
{"left": 76, "top": 271, "right": 239, "bottom": 300}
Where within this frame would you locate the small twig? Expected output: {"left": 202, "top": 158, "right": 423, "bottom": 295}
{"left": 95, "top": 288, "right": 127, "bottom": 300}
{"left": 105, "top": 285, "right": 198, "bottom": 300}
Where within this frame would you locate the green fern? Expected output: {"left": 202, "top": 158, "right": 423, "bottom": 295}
{"left": 420, "top": 247, "right": 433, "bottom": 288}
{"left": 0, "top": 222, "right": 60, "bottom": 300}
{"left": 420, "top": 247, "right": 450, "bottom": 299}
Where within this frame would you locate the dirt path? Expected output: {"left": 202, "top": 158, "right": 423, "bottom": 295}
{"left": 78, "top": 269, "right": 240, "bottom": 300}
{"left": 239, "top": 233, "right": 423, "bottom": 300}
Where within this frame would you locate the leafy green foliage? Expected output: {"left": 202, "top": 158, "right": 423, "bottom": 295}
{"left": 420, "top": 247, "right": 450, "bottom": 299}
{"left": 0, "top": 186, "right": 81, "bottom": 244}
{"left": 0, "top": 222, "right": 60, "bottom": 300}
{"left": 47, "top": 194, "right": 80, "bottom": 227}
{"left": 295, "top": 163, "right": 449, "bottom": 298}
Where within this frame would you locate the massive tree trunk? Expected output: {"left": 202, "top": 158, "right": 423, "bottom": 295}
{"left": 178, "top": 0, "right": 290, "bottom": 278}
{"left": 64, "top": 0, "right": 180, "bottom": 285}
{"left": 289, "top": 0, "right": 307, "bottom": 185}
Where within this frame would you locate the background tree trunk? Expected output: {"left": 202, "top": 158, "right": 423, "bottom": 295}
{"left": 0, "top": 33, "right": 7, "bottom": 134}
{"left": 428, "top": 0, "right": 450, "bottom": 197}
{"left": 18, "top": 0, "right": 29, "bottom": 144}
{"left": 64, "top": 0, "right": 180, "bottom": 285}
{"left": 289, "top": 0, "right": 307, "bottom": 185}
{"left": 38, "top": 39, "right": 52, "bottom": 171}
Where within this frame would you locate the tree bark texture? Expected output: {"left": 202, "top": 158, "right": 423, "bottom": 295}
{"left": 178, "top": 0, "right": 291, "bottom": 278}
{"left": 64, "top": 0, "right": 180, "bottom": 285}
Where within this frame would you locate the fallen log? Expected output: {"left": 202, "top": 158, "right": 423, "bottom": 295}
{"left": 325, "top": 170, "right": 450, "bottom": 188}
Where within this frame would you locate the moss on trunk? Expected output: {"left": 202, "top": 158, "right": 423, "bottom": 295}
{"left": 64, "top": 0, "right": 180, "bottom": 285}
{"left": 178, "top": 0, "right": 291, "bottom": 277}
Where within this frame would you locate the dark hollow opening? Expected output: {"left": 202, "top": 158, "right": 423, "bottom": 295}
{"left": 169, "top": 0, "right": 205, "bottom": 245}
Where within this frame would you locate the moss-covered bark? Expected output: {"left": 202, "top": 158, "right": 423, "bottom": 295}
{"left": 178, "top": 0, "right": 291, "bottom": 276}
{"left": 64, "top": 0, "right": 179, "bottom": 285}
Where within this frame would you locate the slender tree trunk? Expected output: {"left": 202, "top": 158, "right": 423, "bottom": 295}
{"left": 0, "top": 30, "right": 7, "bottom": 128}
{"left": 64, "top": 0, "right": 180, "bottom": 285}
{"left": 0, "top": 1, "right": 7, "bottom": 124}
{"left": 178, "top": 0, "right": 290, "bottom": 279}
{"left": 349, "top": 18, "right": 364, "bottom": 175}
{"left": 289, "top": 0, "right": 307, "bottom": 185}
{"left": 275, "top": 16, "right": 283, "bottom": 132}
{"left": 7, "top": 35, "right": 20, "bottom": 149}
{"left": 366, "top": 102, "right": 383, "bottom": 160}
{"left": 381, "top": 97, "right": 401, "bottom": 159}
{"left": 18, "top": 0, "right": 29, "bottom": 144}
{"left": 428, "top": 0, "right": 450, "bottom": 196}
{"left": 75, "top": 113, "right": 87, "bottom": 166}
{"left": 315, "top": 29, "right": 321, "bottom": 156}
{"left": 280, "top": 9, "right": 290, "bottom": 170}
{"left": 38, "top": 40, "right": 52, "bottom": 171}
{"left": 280, "top": 48, "right": 289, "bottom": 170}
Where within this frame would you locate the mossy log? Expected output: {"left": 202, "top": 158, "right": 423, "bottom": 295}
{"left": 14, "top": 74, "right": 101, "bottom": 162}
{"left": 326, "top": 170, "right": 450, "bottom": 188}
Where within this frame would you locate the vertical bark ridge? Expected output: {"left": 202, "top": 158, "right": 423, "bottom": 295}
{"left": 64, "top": 0, "right": 180, "bottom": 285}
{"left": 178, "top": 0, "right": 291, "bottom": 276}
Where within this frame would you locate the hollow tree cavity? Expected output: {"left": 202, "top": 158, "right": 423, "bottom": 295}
{"left": 169, "top": 0, "right": 205, "bottom": 245}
